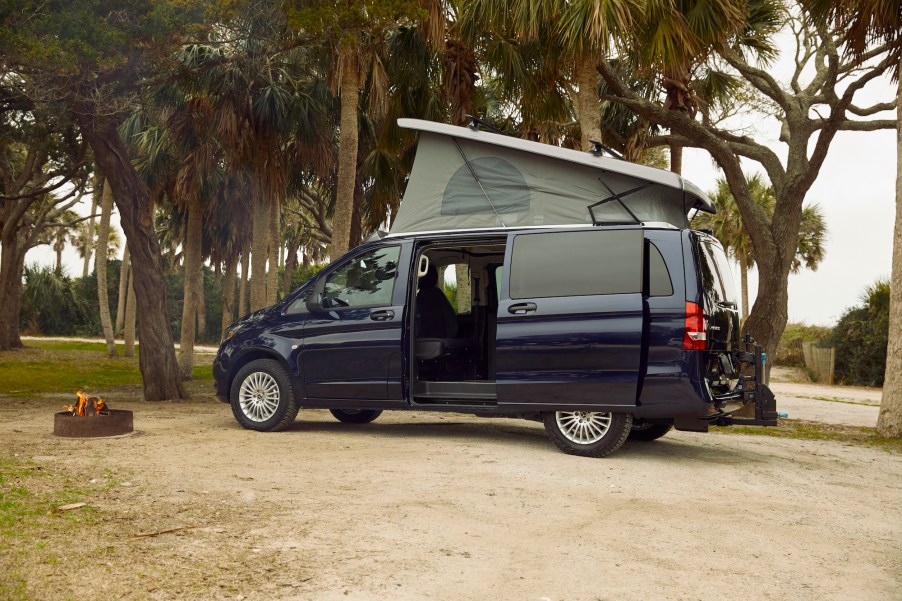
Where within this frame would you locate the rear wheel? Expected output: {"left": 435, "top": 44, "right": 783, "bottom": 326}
{"left": 230, "top": 359, "right": 299, "bottom": 432}
{"left": 329, "top": 409, "right": 383, "bottom": 424}
{"left": 543, "top": 411, "right": 632, "bottom": 457}
{"left": 628, "top": 422, "right": 673, "bottom": 442}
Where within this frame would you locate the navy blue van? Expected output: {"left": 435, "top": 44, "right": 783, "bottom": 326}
{"left": 213, "top": 119, "right": 777, "bottom": 457}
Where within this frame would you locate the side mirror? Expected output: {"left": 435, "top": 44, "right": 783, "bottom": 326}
{"left": 305, "top": 279, "right": 325, "bottom": 312}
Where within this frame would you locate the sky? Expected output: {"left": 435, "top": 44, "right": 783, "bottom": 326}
{"left": 24, "top": 33, "right": 899, "bottom": 328}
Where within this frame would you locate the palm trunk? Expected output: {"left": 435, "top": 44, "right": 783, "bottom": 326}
{"left": 669, "top": 145, "right": 683, "bottom": 175}
{"left": 221, "top": 253, "right": 237, "bottom": 336}
{"left": 115, "top": 245, "right": 130, "bottom": 333}
{"left": 267, "top": 199, "right": 280, "bottom": 304}
{"left": 76, "top": 109, "right": 185, "bottom": 400}
{"left": 739, "top": 252, "right": 750, "bottom": 324}
{"left": 282, "top": 241, "right": 299, "bottom": 297}
{"left": 124, "top": 264, "right": 136, "bottom": 357}
{"left": 238, "top": 251, "right": 249, "bottom": 316}
{"left": 96, "top": 181, "right": 118, "bottom": 357}
{"left": 82, "top": 194, "right": 97, "bottom": 278}
{"left": 250, "top": 201, "right": 270, "bottom": 311}
{"left": 55, "top": 245, "right": 63, "bottom": 270}
{"left": 196, "top": 272, "right": 206, "bottom": 340}
{"left": 0, "top": 231, "right": 26, "bottom": 350}
{"left": 876, "top": 66, "right": 902, "bottom": 437}
{"left": 331, "top": 44, "right": 360, "bottom": 258}
{"left": 179, "top": 194, "right": 203, "bottom": 380}
{"left": 576, "top": 56, "right": 601, "bottom": 152}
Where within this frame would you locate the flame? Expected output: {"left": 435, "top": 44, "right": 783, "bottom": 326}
{"left": 64, "top": 390, "right": 111, "bottom": 416}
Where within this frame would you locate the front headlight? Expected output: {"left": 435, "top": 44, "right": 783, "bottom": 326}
{"left": 221, "top": 324, "right": 242, "bottom": 344}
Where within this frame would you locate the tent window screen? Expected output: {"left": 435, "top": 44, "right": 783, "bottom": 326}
{"left": 509, "top": 230, "right": 642, "bottom": 299}
{"left": 442, "top": 156, "right": 530, "bottom": 215}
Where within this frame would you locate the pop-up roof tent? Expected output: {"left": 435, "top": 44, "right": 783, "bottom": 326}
{"left": 389, "top": 119, "right": 714, "bottom": 235}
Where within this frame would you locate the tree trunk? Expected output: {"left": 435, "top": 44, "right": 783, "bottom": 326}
{"left": 739, "top": 252, "right": 750, "bottom": 324}
{"left": 267, "top": 199, "right": 280, "bottom": 304}
{"left": 96, "top": 181, "right": 118, "bottom": 358}
{"left": 83, "top": 194, "right": 97, "bottom": 278}
{"left": 576, "top": 56, "right": 601, "bottom": 152}
{"left": 55, "top": 245, "right": 63, "bottom": 270}
{"left": 196, "top": 270, "right": 206, "bottom": 340}
{"left": 455, "top": 264, "right": 471, "bottom": 313}
{"left": 331, "top": 44, "right": 360, "bottom": 259}
{"left": 282, "top": 241, "right": 299, "bottom": 297}
{"left": 115, "top": 245, "right": 130, "bottom": 333}
{"left": 239, "top": 251, "right": 249, "bottom": 317}
{"left": 669, "top": 145, "right": 683, "bottom": 175}
{"left": 250, "top": 201, "right": 270, "bottom": 311}
{"left": 124, "top": 262, "right": 136, "bottom": 357}
{"left": 76, "top": 109, "right": 185, "bottom": 400}
{"left": 179, "top": 194, "right": 203, "bottom": 380}
{"left": 877, "top": 68, "right": 902, "bottom": 438}
{"left": 221, "top": 253, "right": 237, "bottom": 336}
{"left": 0, "top": 231, "right": 26, "bottom": 350}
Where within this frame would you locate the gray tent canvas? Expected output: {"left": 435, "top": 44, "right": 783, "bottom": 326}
{"left": 390, "top": 119, "right": 714, "bottom": 234}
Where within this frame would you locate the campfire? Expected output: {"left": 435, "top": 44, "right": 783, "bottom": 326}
{"left": 64, "top": 390, "right": 112, "bottom": 417}
{"left": 54, "top": 391, "right": 132, "bottom": 438}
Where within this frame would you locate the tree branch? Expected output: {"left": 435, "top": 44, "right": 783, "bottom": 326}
{"left": 849, "top": 102, "right": 897, "bottom": 116}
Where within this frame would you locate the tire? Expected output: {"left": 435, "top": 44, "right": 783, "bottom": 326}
{"left": 543, "top": 411, "right": 632, "bottom": 458}
{"left": 329, "top": 409, "right": 383, "bottom": 424}
{"left": 230, "top": 359, "right": 299, "bottom": 432}
{"left": 628, "top": 422, "right": 673, "bottom": 442}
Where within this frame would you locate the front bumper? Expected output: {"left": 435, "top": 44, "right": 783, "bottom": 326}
{"left": 213, "top": 357, "right": 230, "bottom": 403}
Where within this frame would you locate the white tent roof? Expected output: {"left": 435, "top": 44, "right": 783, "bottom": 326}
{"left": 389, "top": 119, "right": 713, "bottom": 235}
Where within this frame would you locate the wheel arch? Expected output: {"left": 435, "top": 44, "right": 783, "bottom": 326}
{"left": 228, "top": 348, "right": 296, "bottom": 397}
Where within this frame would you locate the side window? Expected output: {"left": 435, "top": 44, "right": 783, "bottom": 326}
{"left": 509, "top": 230, "right": 642, "bottom": 299}
{"left": 322, "top": 246, "right": 400, "bottom": 309}
{"left": 648, "top": 241, "right": 674, "bottom": 297}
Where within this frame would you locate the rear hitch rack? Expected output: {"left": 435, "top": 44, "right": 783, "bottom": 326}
{"left": 712, "top": 333, "right": 779, "bottom": 427}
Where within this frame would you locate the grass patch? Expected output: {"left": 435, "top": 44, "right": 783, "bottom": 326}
{"left": 0, "top": 341, "right": 212, "bottom": 396}
{"left": 713, "top": 419, "right": 902, "bottom": 453}
{"left": 0, "top": 453, "right": 127, "bottom": 601}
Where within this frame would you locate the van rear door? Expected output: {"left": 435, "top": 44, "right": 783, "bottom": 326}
{"left": 695, "top": 235, "right": 740, "bottom": 351}
{"left": 495, "top": 229, "right": 644, "bottom": 410}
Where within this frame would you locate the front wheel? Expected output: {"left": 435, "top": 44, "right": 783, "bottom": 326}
{"left": 230, "top": 359, "right": 299, "bottom": 432}
{"left": 543, "top": 411, "right": 632, "bottom": 457}
{"left": 329, "top": 409, "right": 383, "bottom": 424}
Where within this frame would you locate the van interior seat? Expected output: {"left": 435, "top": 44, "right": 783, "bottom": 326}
{"left": 415, "top": 263, "right": 475, "bottom": 362}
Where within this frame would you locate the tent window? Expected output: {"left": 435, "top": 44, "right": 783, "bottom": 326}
{"left": 442, "top": 156, "right": 530, "bottom": 215}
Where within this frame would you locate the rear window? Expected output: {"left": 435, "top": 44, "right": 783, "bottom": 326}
{"left": 648, "top": 241, "right": 673, "bottom": 297}
{"left": 699, "top": 240, "right": 737, "bottom": 305}
{"left": 509, "top": 230, "right": 642, "bottom": 299}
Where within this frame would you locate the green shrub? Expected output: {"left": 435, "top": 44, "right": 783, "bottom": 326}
{"left": 821, "top": 280, "right": 889, "bottom": 387}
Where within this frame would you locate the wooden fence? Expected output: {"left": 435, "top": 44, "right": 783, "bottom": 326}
{"left": 802, "top": 342, "right": 836, "bottom": 385}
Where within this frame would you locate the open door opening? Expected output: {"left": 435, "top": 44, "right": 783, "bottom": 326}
{"left": 410, "top": 240, "right": 506, "bottom": 404}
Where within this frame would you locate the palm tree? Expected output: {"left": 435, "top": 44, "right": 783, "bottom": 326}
{"left": 95, "top": 180, "right": 118, "bottom": 357}
{"left": 694, "top": 174, "right": 827, "bottom": 322}
{"left": 802, "top": 0, "right": 902, "bottom": 439}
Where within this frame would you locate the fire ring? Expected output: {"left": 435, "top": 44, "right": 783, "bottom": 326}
{"left": 53, "top": 410, "right": 134, "bottom": 438}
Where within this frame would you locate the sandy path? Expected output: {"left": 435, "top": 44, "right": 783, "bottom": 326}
{"left": 1, "top": 395, "right": 899, "bottom": 601}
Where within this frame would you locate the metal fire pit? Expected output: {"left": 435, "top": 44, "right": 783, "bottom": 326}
{"left": 53, "top": 409, "right": 134, "bottom": 438}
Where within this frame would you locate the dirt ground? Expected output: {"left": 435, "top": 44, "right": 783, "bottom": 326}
{"left": 1, "top": 372, "right": 900, "bottom": 601}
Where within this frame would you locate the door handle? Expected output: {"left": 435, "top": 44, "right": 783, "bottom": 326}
{"left": 507, "top": 302, "right": 537, "bottom": 315}
{"left": 370, "top": 309, "right": 395, "bottom": 321}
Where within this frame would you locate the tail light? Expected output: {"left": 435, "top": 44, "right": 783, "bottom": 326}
{"left": 683, "top": 301, "right": 706, "bottom": 350}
